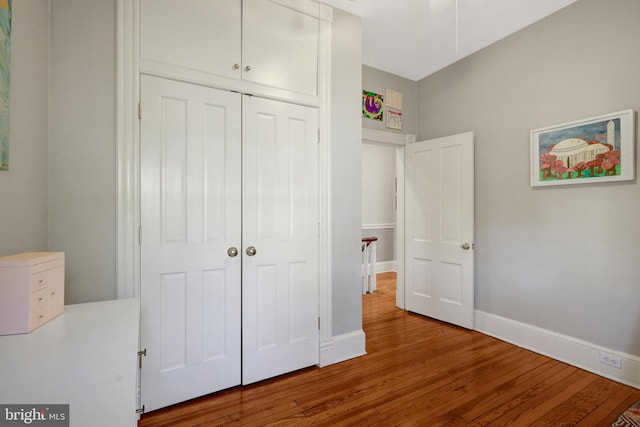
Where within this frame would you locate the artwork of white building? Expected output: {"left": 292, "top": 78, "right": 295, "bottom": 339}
{"left": 549, "top": 120, "right": 615, "bottom": 168}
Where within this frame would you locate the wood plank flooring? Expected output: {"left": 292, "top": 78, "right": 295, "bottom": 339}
{"left": 139, "top": 272, "right": 640, "bottom": 426}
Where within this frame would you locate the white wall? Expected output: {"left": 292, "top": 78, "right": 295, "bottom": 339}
{"left": 0, "top": 1, "right": 49, "bottom": 257}
{"left": 418, "top": 0, "right": 640, "bottom": 357}
{"left": 48, "top": 0, "right": 116, "bottom": 303}
{"left": 361, "top": 142, "right": 395, "bottom": 263}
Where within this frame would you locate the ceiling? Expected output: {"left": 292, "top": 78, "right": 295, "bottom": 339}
{"left": 319, "top": 0, "right": 577, "bottom": 81}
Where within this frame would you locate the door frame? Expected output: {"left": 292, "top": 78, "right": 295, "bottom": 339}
{"left": 362, "top": 128, "right": 415, "bottom": 310}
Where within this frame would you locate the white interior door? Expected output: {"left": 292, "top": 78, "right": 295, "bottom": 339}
{"left": 405, "top": 132, "right": 474, "bottom": 329}
{"left": 140, "top": 75, "right": 242, "bottom": 411}
{"left": 241, "top": 96, "right": 319, "bottom": 384}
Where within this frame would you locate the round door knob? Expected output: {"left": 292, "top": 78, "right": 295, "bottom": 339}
{"left": 244, "top": 65, "right": 252, "bottom": 72}
{"left": 246, "top": 246, "right": 257, "bottom": 256}
{"left": 227, "top": 247, "right": 239, "bottom": 258}
{"left": 461, "top": 243, "right": 471, "bottom": 250}
{"left": 233, "top": 63, "right": 240, "bottom": 70}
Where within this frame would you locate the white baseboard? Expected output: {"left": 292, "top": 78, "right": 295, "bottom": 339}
{"left": 319, "top": 329, "right": 367, "bottom": 367}
{"left": 376, "top": 261, "right": 396, "bottom": 273}
{"left": 475, "top": 310, "right": 640, "bottom": 389}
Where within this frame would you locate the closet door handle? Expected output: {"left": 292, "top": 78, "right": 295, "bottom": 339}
{"left": 227, "top": 247, "right": 239, "bottom": 258}
{"left": 245, "top": 246, "right": 257, "bottom": 257}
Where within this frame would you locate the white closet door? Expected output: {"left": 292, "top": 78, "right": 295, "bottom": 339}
{"left": 241, "top": 96, "right": 319, "bottom": 384}
{"left": 140, "top": 76, "right": 242, "bottom": 411}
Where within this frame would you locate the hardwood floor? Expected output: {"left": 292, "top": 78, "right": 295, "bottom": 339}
{"left": 139, "top": 272, "right": 640, "bottom": 426}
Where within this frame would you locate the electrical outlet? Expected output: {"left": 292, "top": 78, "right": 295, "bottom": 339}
{"left": 599, "top": 351, "right": 622, "bottom": 369}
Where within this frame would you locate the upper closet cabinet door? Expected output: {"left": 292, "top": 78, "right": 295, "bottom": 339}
{"left": 140, "top": 0, "right": 241, "bottom": 80}
{"left": 242, "top": 0, "right": 319, "bottom": 96}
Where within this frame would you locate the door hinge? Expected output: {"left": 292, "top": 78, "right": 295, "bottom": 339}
{"left": 138, "top": 101, "right": 142, "bottom": 120}
{"left": 318, "top": 317, "right": 320, "bottom": 330}
{"left": 138, "top": 348, "right": 147, "bottom": 369}
{"left": 136, "top": 405, "right": 145, "bottom": 415}
{"left": 318, "top": 129, "right": 320, "bottom": 144}
{"left": 138, "top": 226, "right": 142, "bottom": 245}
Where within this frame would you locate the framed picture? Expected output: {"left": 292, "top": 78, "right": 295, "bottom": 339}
{"left": 386, "top": 109, "right": 402, "bottom": 130}
{"left": 530, "top": 109, "right": 635, "bottom": 187}
{"left": 362, "top": 90, "right": 383, "bottom": 121}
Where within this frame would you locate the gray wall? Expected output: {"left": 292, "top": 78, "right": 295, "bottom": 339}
{"left": 0, "top": 1, "right": 49, "bottom": 257}
{"left": 331, "top": 9, "right": 363, "bottom": 336}
{"left": 362, "top": 66, "right": 418, "bottom": 267}
{"left": 362, "top": 65, "right": 418, "bottom": 136}
{"left": 418, "top": 0, "right": 640, "bottom": 356}
{"left": 48, "top": 0, "right": 116, "bottom": 304}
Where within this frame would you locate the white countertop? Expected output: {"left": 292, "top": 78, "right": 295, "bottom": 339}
{"left": 0, "top": 298, "right": 140, "bottom": 427}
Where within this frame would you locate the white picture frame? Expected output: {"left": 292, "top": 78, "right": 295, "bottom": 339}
{"left": 530, "top": 109, "right": 635, "bottom": 187}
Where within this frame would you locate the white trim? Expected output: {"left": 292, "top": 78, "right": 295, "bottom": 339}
{"left": 319, "top": 330, "right": 366, "bottom": 367}
{"left": 270, "top": 0, "right": 329, "bottom": 20}
{"left": 361, "top": 223, "right": 395, "bottom": 230}
{"left": 116, "top": 0, "right": 140, "bottom": 300}
{"left": 138, "top": 64, "right": 321, "bottom": 108}
{"left": 317, "top": 13, "right": 332, "bottom": 348}
{"left": 475, "top": 310, "right": 640, "bottom": 389}
{"left": 376, "top": 260, "right": 396, "bottom": 273}
{"left": 362, "top": 128, "right": 413, "bottom": 146}
{"left": 318, "top": 3, "right": 333, "bottom": 22}
{"left": 395, "top": 146, "right": 405, "bottom": 309}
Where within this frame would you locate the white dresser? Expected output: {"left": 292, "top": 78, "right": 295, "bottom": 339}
{"left": 0, "top": 252, "right": 65, "bottom": 335}
{"left": 0, "top": 298, "right": 140, "bottom": 427}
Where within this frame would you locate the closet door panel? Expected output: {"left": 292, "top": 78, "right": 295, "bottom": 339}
{"left": 242, "top": 95, "right": 319, "bottom": 385}
{"left": 140, "top": 0, "right": 241, "bottom": 80}
{"left": 140, "top": 76, "right": 242, "bottom": 411}
{"left": 242, "top": 0, "right": 319, "bottom": 95}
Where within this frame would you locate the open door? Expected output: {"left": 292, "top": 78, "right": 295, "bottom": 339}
{"left": 405, "top": 132, "right": 474, "bottom": 329}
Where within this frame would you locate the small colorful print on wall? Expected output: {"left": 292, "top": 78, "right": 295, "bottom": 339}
{"left": 530, "top": 109, "right": 635, "bottom": 187}
{"left": 0, "top": 0, "right": 11, "bottom": 171}
{"left": 362, "top": 91, "right": 383, "bottom": 121}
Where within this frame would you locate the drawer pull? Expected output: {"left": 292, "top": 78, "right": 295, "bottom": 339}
{"left": 38, "top": 297, "right": 44, "bottom": 302}
{"left": 39, "top": 315, "right": 44, "bottom": 319}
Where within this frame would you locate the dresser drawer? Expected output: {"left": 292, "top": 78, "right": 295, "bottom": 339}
{"left": 30, "top": 271, "right": 49, "bottom": 293}
{"left": 29, "top": 304, "right": 49, "bottom": 331}
{"left": 30, "top": 287, "right": 50, "bottom": 309}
